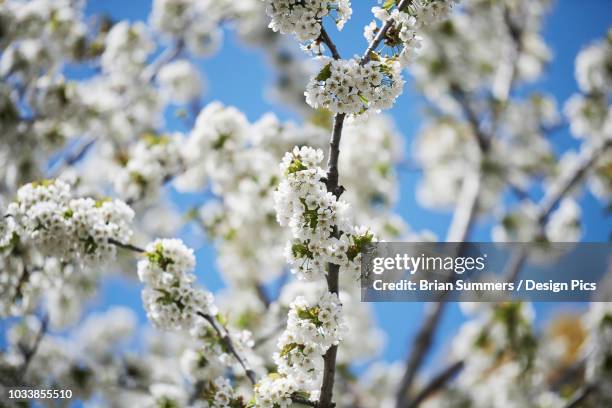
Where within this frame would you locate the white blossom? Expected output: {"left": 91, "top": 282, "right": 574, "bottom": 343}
{"left": 305, "top": 58, "right": 404, "bottom": 115}
{"left": 262, "top": 0, "right": 352, "bottom": 43}
{"left": 157, "top": 59, "right": 203, "bottom": 104}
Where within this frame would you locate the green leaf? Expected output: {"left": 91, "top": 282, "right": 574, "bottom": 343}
{"left": 94, "top": 198, "right": 112, "bottom": 208}
{"left": 368, "top": 51, "right": 381, "bottom": 62}
{"left": 146, "top": 243, "right": 175, "bottom": 270}
{"left": 31, "top": 179, "right": 56, "bottom": 188}
{"left": 142, "top": 132, "right": 170, "bottom": 146}
{"left": 382, "top": 0, "right": 397, "bottom": 11}
{"left": 285, "top": 158, "right": 307, "bottom": 175}
{"left": 315, "top": 62, "right": 332, "bottom": 82}
{"left": 212, "top": 133, "right": 230, "bottom": 150}
{"left": 82, "top": 235, "right": 98, "bottom": 255}
{"left": 346, "top": 231, "right": 374, "bottom": 261}
{"left": 292, "top": 242, "right": 313, "bottom": 259}
{"left": 280, "top": 342, "right": 299, "bottom": 358}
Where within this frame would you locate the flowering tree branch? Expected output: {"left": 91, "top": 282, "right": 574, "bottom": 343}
{"left": 196, "top": 311, "right": 258, "bottom": 385}
{"left": 2, "top": 1, "right": 609, "bottom": 406}
{"left": 143, "top": 39, "right": 186, "bottom": 82}
{"left": 319, "top": 54, "right": 346, "bottom": 408}
{"left": 362, "top": 0, "right": 413, "bottom": 63}
{"left": 399, "top": 137, "right": 611, "bottom": 408}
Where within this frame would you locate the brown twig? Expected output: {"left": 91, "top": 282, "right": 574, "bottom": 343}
{"left": 537, "top": 138, "right": 612, "bottom": 222}
{"left": 107, "top": 238, "right": 146, "bottom": 253}
{"left": 319, "top": 27, "right": 342, "bottom": 60}
{"left": 47, "top": 137, "right": 98, "bottom": 178}
{"left": 406, "top": 360, "right": 464, "bottom": 408}
{"left": 196, "top": 311, "right": 257, "bottom": 385}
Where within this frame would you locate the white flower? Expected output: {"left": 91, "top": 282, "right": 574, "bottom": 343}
{"left": 137, "top": 238, "right": 217, "bottom": 331}
{"left": 269, "top": 292, "right": 346, "bottom": 395}
{"left": 174, "top": 101, "right": 249, "bottom": 193}
{"left": 254, "top": 374, "right": 298, "bottom": 408}
{"left": 115, "top": 133, "right": 184, "bottom": 203}
{"left": 6, "top": 179, "right": 134, "bottom": 265}
{"left": 575, "top": 33, "right": 612, "bottom": 94}
{"left": 545, "top": 198, "right": 581, "bottom": 242}
{"left": 101, "top": 21, "right": 154, "bottom": 75}
{"left": 137, "top": 238, "right": 195, "bottom": 287}
{"left": 305, "top": 58, "right": 404, "bottom": 115}
{"left": 262, "top": 0, "right": 352, "bottom": 43}
{"left": 157, "top": 59, "right": 203, "bottom": 104}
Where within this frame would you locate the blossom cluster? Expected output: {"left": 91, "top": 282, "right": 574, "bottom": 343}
{"left": 412, "top": 0, "right": 551, "bottom": 109}
{"left": 184, "top": 314, "right": 255, "bottom": 381}
{"left": 254, "top": 292, "right": 346, "bottom": 404}
{"left": 492, "top": 198, "right": 582, "bottom": 244}
{"left": 176, "top": 102, "right": 250, "bottom": 194}
{"left": 305, "top": 57, "right": 404, "bottom": 115}
{"left": 150, "top": 0, "right": 224, "bottom": 57}
{"left": 0, "top": 179, "right": 134, "bottom": 325}
{"left": 253, "top": 373, "right": 299, "bottom": 408}
{"left": 157, "top": 59, "right": 204, "bottom": 104}
{"left": 183, "top": 109, "right": 320, "bottom": 285}
{"left": 101, "top": 21, "right": 155, "bottom": 76}
{"left": 435, "top": 302, "right": 563, "bottom": 408}
{"left": 115, "top": 133, "right": 184, "bottom": 203}
{"left": 137, "top": 238, "right": 216, "bottom": 330}
{"left": 273, "top": 146, "right": 375, "bottom": 280}
{"left": 4, "top": 179, "right": 133, "bottom": 264}
{"left": 262, "top": 0, "right": 352, "bottom": 43}
{"left": 564, "top": 31, "right": 612, "bottom": 143}
{"left": 366, "top": 0, "right": 456, "bottom": 66}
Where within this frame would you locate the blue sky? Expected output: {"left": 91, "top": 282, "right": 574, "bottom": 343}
{"left": 83, "top": 0, "right": 612, "bottom": 375}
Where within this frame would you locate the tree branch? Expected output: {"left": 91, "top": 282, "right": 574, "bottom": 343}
{"left": 196, "top": 311, "right": 257, "bottom": 385}
{"left": 538, "top": 138, "right": 612, "bottom": 222}
{"left": 362, "top": 0, "right": 413, "bottom": 63}
{"left": 47, "top": 137, "right": 98, "bottom": 178}
{"left": 108, "top": 238, "right": 146, "bottom": 253}
{"left": 405, "top": 360, "right": 464, "bottom": 408}
{"left": 445, "top": 172, "right": 482, "bottom": 242}
{"left": 394, "top": 298, "right": 449, "bottom": 408}
{"left": 143, "top": 39, "right": 185, "bottom": 82}
{"left": 324, "top": 113, "right": 346, "bottom": 197}
{"left": 319, "top": 27, "right": 342, "bottom": 60}
{"left": 318, "top": 112, "right": 346, "bottom": 408}
{"left": 395, "top": 158, "right": 482, "bottom": 408}
{"left": 398, "top": 139, "right": 610, "bottom": 407}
